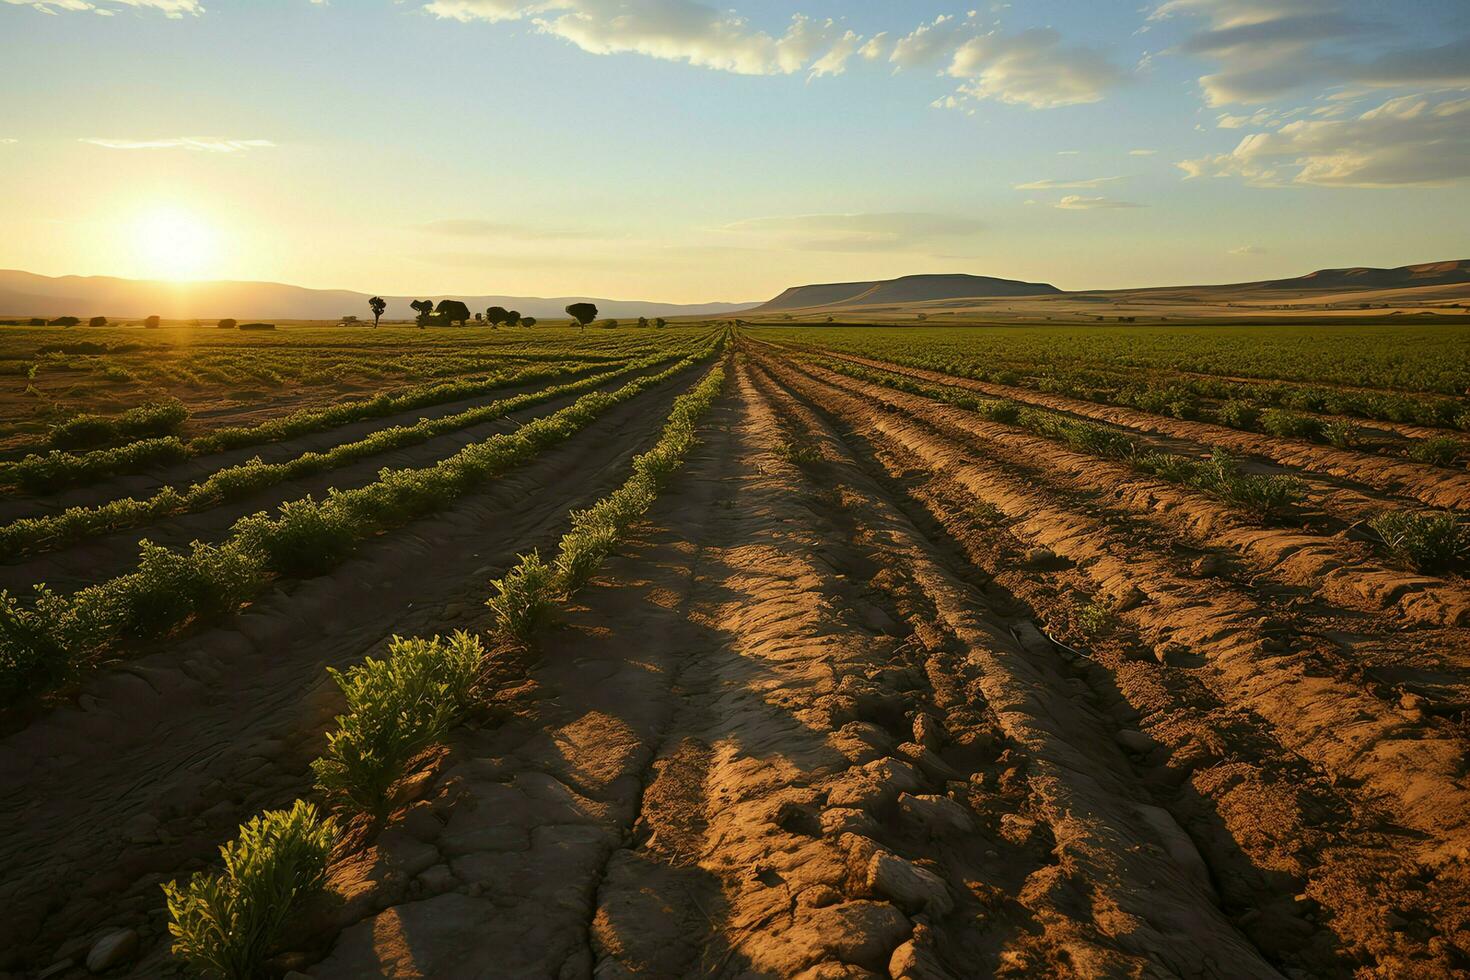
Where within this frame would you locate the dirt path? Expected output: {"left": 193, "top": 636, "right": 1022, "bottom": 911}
{"left": 294, "top": 352, "right": 1279, "bottom": 978}
{"left": 0, "top": 370, "right": 703, "bottom": 975}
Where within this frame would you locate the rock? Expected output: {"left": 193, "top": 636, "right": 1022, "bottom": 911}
{"left": 897, "top": 794, "right": 974, "bottom": 836}
{"left": 866, "top": 851, "right": 953, "bottom": 916}
{"left": 86, "top": 929, "right": 139, "bottom": 973}
{"left": 896, "top": 743, "right": 963, "bottom": 782}
{"left": 911, "top": 713, "right": 944, "bottom": 750}
{"left": 1155, "top": 642, "right": 1194, "bottom": 667}
{"left": 1112, "top": 585, "right": 1147, "bottom": 612}
{"left": 821, "top": 807, "right": 881, "bottom": 837}
{"left": 417, "top": 863, "right": 458, "bottom": 894}
{"left": 442, "top": 602, "right": 468, "bottom": 620}
{"left": 801, "top": 901, "right": 912, "bottom": 972}
{"left": 37, "top": 960, "right": 75, "bottom": 980}
{"left": 827, "top": 758, "right": 923, "bottom": 809}
{"left": 1114, "top": 730, "right": 1156, "bottom": 755}
{"left": 889, "top": 931, "right": 957, "bottom": 980}
{"left": 1134, "top": 804, "right": 1215, "bottom": 897}
{"left": 1189, "top": 554, "right": 1223, "bottom": 577}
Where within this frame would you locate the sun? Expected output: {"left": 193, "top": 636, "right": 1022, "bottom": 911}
{"left": 131, "top": 207, "right": 219, "bottom": 281}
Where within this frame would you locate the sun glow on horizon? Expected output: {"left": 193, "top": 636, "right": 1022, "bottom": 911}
{"left": 130, "top": 207, "right": 219, "bottom": 282}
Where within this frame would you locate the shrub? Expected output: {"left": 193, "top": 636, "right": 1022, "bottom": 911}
{"left": 232, "top": 497, "right": 357, "bottom": 576}
{"left": 104, "top": 539, "right": 262, "bottom": 641}
{"left": 1215, "top": 399, "right": 1259, "bottom": 430}
{"left": 161, "top": 800, "right": 337, "bottom": 980}
{"left": 1322, "top": 420, "right": 1360, "bottom": 449}
{"left": 0, "top": 588, "right": 71, "bottom": 702}
{"left": 1077, "top": 600, "right": 1114, "bottom": 638}
{"left": 218, "top": 318, "right": 238, "bottom": 330}
{"left": 487, "top": 551, "right": 558, "bottom": 643}
{"left": 1259, "top": 409, "right": 1323, "bottom": 442}
{"left": 313, "top": 632, "right": 484, "bottom": 815}
{"left": 773, "top": 439, "right": 821, "bottom": 467}
{"left": 88, "top": 316, "right": 108, "bottom": 328}
{"left": 1192, "top": 451, "right": 1306, "bottom": 518}
{"left": 1409, "top": 435, "right": 1465, "bottom": 467}
{"left": 239, "top": 323, "right": 277, "bottom": 332}
{"left": 1370, "top": 511, "right": 1470, "bottom": 573}
{"left": 49, "top": 399, "right": 188, "bottom": 450}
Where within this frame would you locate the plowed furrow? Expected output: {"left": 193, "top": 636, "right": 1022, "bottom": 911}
{"left": 804, "top": 347, "right": 1470, "bottom": 513}
{"left": 751, "top": 354, "right": 1470, "bottom": 975}
{"left": 754, "top": 350, "right": 1470, "bottom": 874}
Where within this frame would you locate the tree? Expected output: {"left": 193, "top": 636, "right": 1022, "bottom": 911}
{"left": 474, "top": 312, "right": 483, "bottom": 323}
{"left": 653, "top": 317, "right": 667, "bottom": 329}
{"left": 566, "top": 303, "right": 598, "bottom": 331}
{"left": 504, "top": 310, "right": 521, "bottom": 328}
{"left": 144, "top": 315, "right": 161, "bottom": 329}
{"left": 435, "top": 299, "right": 472, "bottom": 326}
{"left": 51, "top": 316, "right": 80, "bottom": 327}
{"left": 485, "top": 306, "right": 508, "bottom": 328}
{"left": 521, "top": 316, "right": 537, "bottom": 328}
{"left": 369, "top": 296, "right": 387, "bottom": 329}
{"left": 88, "top": 316, "right": 108, "bottom": 327}
{"left": 410, "top": 300, "right": 434, "bottom": 328}
{"left": 637, "top": 316, "right": 649, "bottom": 329}
{"left": 218, "top": 318, "right": 238, "bottom": 329}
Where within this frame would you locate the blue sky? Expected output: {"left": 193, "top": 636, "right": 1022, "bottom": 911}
{"left": 1, "top": 0, "right": 1467, "bottom": 301}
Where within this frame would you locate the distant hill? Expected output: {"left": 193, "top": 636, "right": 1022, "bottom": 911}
{"left": 0, "top": 270, "right": 757, "bottom": 321}
{"left": 1254, "top": 260, "right": 1470, "bottom": 292}
{"left": 755, "top": 274, "right": 1062, "bottom": 312}
{"left": 747, "top": 260, "right": 1470, "bottom": 320}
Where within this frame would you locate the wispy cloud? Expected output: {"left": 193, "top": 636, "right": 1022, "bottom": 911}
{"left": 1229, "top": 244, "right": 1266, "bottom": 255}
{"left": 4, "top": 0, "right": 201, "bottom": 16}
{"left": 1014, "top": 176, "right": 1121, "bottom": 190}
{"left": 1055, "top": 195, "right": 1147, "bottom": 209}
{"left": 1179, "top": 93, "right": 1470, "bottom": 187}
{"left": 79, "top": 137, "right": 275, "bottom": 152}
{"left": 1129, "top": 148, "right": 1157, "bottom": 155}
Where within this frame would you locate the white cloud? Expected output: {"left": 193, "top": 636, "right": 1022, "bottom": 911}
{"left": 1055, "top": 195, "right": 1147, "bottom": 209}
{"left": 80, "top": 137, "right": 275, "bottom": 152}
{"left": 0, "top": 138, "right": 17, "bottom": 144}
{"left": 4, "top": 0, "right": 201, "bottom": 15}
{"left": 1014, "top": 176, "right": 1121, "bottom": 190}
{"left": 1229, "top": 244, "right": 1266, "bottom": 254}
{"left": 946, "top": 28, "right": 1129, "bottom": 109}
{"left": 724, "top": 211, "right": 983, "bottom": 251}
{"left": 424, "top": 0, "right": 855, "bottom": 77}
{"left": 1152, "top": 1, "right": 1470, "bottom": 106}
{"left": 1179, "top": 92, "right": 1470, "bottom": 187}
{"left": 890, "top": 13, "right": 979, "bottom": 69}
{"left": 1130, "top": 148, "right": 1158, "bottom": 155}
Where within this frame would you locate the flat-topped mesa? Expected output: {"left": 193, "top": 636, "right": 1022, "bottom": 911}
{"left": 755, "top": 274, "right": 1062, "bottom": 313}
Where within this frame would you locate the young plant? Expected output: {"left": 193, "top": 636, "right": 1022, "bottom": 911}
{"left": 161, "top": 800, "right": 337, "bottom": 980}
{"left": 313, "top": 632, "right": 484, "bottom": 815}
{"left": 487, "top": 551, "right": 559, "bottom": 643}
{"left": 1409, "top": 435, "right": 1465, "bottom": 467}
{"left": 1370, "top": 510, "right": 1470, "bottom": 573}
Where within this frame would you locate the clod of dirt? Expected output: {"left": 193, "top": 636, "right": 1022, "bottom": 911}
{"left": 865, "top": 850, "right": 954, "bottom": 916}
{"left": 889, "top": 925, "right": 956, "bottom": 980}
{"left": 896, "top": 793, "right": 974, "bottom": 836}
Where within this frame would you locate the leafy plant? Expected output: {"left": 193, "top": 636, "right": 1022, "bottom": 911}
{"left": 313, "top": 632, "right": 484, "bottom": 815}
{"left": 1409, "top": 435, "right": 1465, "bottom": 468}
{"left": 49, "top": 398, "right": 188, "bottom": 450}
{"left": 161, "top": 800, "right": 338, "bottom": 980}
{"left": 487, "top": 551, "right": 559, "bottom": 643}
{"left": 1370, "top": 511, "right": 1470, "bottom": 573}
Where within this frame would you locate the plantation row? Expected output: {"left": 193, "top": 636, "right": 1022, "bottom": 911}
{"left": 0, "top": 352, "right": 692, "bottom": 558}
{"left": 3, "top": 355, "right": 647, "bottom": 494}
{"left": 789, "top": 351, "right": 1470, "bottom": 575}
{"left": 770, "top": 335, "right": 1469, "bottom": 462}
{"left": 0, "top": 333, "right": 725, "bottom": 703}
{"left": 159, "top": 358, "right": 729, "bottom": 978}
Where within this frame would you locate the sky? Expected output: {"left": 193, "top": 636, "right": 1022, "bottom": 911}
{"left": 0, "top": 0, "right": 1467, "bottom": 303}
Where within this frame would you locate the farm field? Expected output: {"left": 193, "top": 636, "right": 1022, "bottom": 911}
{"left": 1, "top": 322, "right": 1468, "bottom": 979}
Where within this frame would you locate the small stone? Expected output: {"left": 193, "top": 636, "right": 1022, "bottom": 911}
{"left": 896, "top": 742, "right": 963, "bottom": 781}
{"left": 442, "top": 602, "right": 468, "bottom": 620}
{"left": 1114, "top": 730, "right": 1156, "bottom": 754}
{"left": 866, "top": 851, "right": 953, "bottom": 916}
{"left": 1112, "top": 585, "right": 1147, "bottom": 612}
{"left": 417, "top": 863, "right": 458, "bottom": 894}
{"left": 86, "top": 929, "right": 139, "bottom": 973}
{"left": 889, "top": 933, "right": 957, "bottom": 980}
{"left": 1155, "top": 642, "right": 1194, "bottom": 667}
{"left": 37, "top": 960, "right": 75, "bottom": 980}
{"left": 821, "top": 807, "right": 881, "bottom": 837}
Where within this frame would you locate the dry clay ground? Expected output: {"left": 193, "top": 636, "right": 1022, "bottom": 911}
{"left": 4, "top": 341, "right": 1470, "bottom": 978}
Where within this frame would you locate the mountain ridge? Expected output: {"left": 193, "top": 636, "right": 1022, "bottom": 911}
{"left": 0, "top": 270, "right": 757, "bottom": 321}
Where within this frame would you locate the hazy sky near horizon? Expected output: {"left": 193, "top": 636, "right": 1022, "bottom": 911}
{"left": 1, "top": 0, "right": 1468, "bottom": 303}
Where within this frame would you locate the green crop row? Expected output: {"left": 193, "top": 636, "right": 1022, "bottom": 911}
{"left": 0, "top": 338, "right": 723, "bottom": 704}
{"left": 0, "top": 353, "right": 689, "bottom": 558}
{"left": 489, "top": 359, "right": 728, "bottom": 643}
{"left": 159, "top": 351, "right": 731, "bottom": 977}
